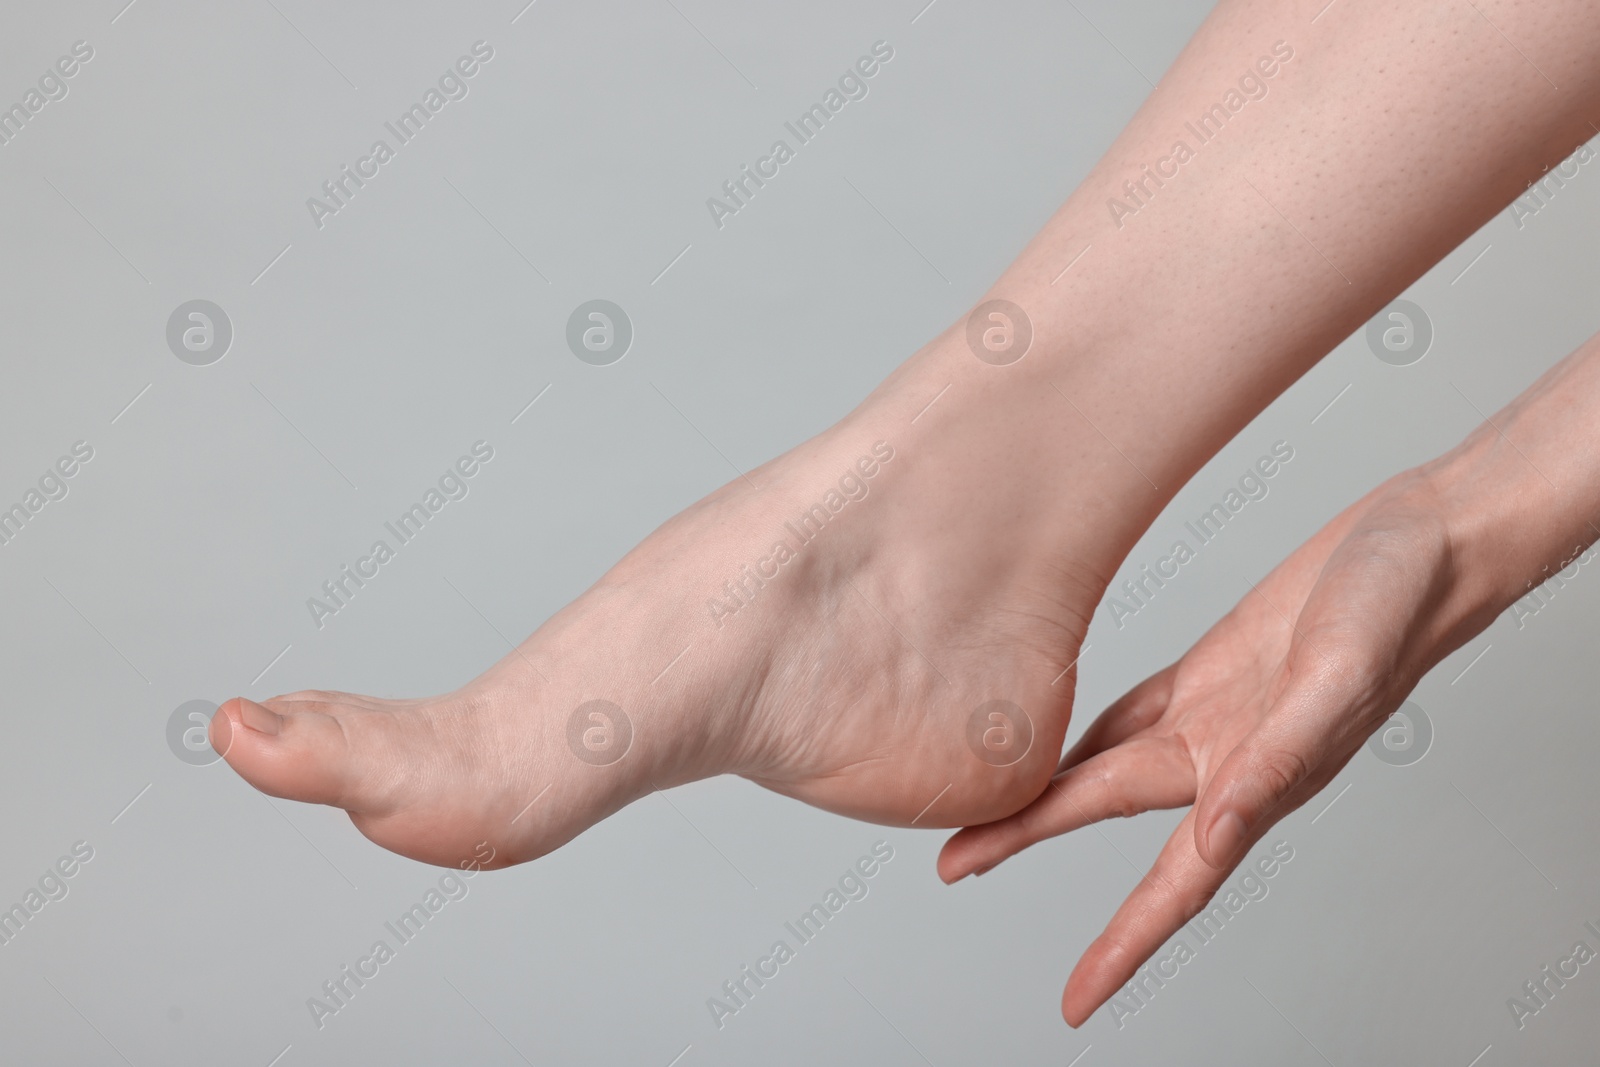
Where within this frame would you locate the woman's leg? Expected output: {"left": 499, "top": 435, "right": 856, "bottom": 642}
{"left": 211, "top": 0, "right": 1600, "bottom": 869}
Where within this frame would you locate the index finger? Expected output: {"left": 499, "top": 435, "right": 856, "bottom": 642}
{"left": 1063, "top": 808, "right": 1267, "bottom": 1027}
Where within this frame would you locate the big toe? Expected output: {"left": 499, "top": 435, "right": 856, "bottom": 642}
{"left": 211, "top": 696, "right": 383, "bottom": 813}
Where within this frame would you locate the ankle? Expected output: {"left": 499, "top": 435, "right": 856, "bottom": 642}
{"left": 846, "top": 330, "right": 1156, "bottom": 603}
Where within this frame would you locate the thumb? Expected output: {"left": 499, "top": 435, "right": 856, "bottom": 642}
{"left": 1193, "top": 498, "right": 1452, "bottom": 868}
{"left": 1192, "top": 664, "right": 1366, "bottom": 869}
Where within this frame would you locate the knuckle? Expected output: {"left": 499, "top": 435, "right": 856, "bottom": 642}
{"left": 1087, "top": 766, "right": 1133, "bottom": 820}
{"left": 1253, "top": 746, "right": 1312, "bottom": 800}
{"left": 1065, "top": 763, "right": 1135, "bottom": 822}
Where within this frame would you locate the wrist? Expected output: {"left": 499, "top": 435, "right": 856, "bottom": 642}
{"left": 1412, "top": 428, "right": 1599, "bottom": 632}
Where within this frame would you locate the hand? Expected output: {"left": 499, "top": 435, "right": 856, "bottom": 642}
{"left": 938, "top": 471, "right": 1493, "bottom": 1025}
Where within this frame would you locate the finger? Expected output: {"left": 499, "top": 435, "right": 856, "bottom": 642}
{"left": 1056, "top": 664, "right": 1179, "bottom": 775}
{"left": 1189, "top": 651, "right": 1366, "bottom": 869}
{"left": 938, "top": 735, "right": 1195, "bottom": 883}
{"left": 1192, "top": 508, "right": 1455, "bottom": 868}
{"left": 1061, "top": 809, "right": 1237, "bottom": 1027}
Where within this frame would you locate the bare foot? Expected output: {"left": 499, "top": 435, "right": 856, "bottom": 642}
{"left": 211, "top": 326, "right": 1127, "bottom": 870}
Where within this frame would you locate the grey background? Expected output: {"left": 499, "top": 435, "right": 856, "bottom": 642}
{"left": 1, "top": 0, "right": 1596, "bottom": 1063}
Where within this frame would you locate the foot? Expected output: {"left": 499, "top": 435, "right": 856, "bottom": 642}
{"left": 211, "top": 325, "right": 1135, "bottom": 870}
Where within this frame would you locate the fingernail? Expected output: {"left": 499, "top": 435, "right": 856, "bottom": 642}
{"left": 236, "top": 698, "right": 282, "bottom": 736}
{"left": 973, "top": 861, "right": 1000, "bottom": 877}
{"left": 1206, "top": 811, "right": 1247, "bottom": 862}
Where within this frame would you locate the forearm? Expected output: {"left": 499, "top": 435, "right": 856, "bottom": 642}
{"left": 882, "top": 0, "right": 1600, "bottom": 587}
{"left": 1420, "top": 329, "right": 1600, "bottom": 642}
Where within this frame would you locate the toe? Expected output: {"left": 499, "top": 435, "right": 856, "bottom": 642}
{"left": 212, "top": 697, "right": 382, "bottom": 814}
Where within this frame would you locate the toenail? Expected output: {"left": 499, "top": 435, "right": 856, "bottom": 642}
{"left": 208, "top": 706, "right": 233, "bottom": 756}
{"left": 237, "top": 699, "right": 282, "bottom": 736}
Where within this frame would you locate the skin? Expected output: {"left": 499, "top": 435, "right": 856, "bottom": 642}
{"left": 211, "top": 0, "right": 1600, "bottom": 1028}
{"left": 944, "top": 326, "right": 1600, "bottom": 1020}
